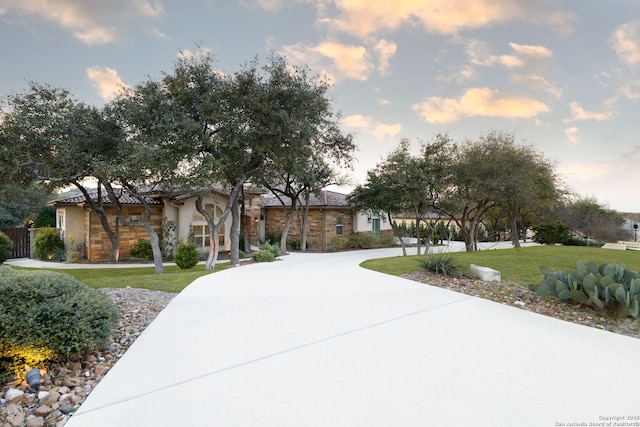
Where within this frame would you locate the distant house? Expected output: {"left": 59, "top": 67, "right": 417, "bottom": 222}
{"left": 50, "top": 185, "right": 263, "bottom": 261}
{"left": 261, "top": 190, "right": 393, "bottom": 251}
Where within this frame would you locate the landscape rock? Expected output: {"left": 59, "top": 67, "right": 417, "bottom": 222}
{"left": 25, "top": 417, "right": 44, "bottom": 427}
{"left": 4, "top": 389, "right": 24, "bottom": 403}
{"left": 35, "top": 405, "right": 53, "bottom": 417}
{"left": 38, "top": 391, "right": 60, "bottom": 407}
{"left": 470, "top": 264, "right": 501, "bottom": 282}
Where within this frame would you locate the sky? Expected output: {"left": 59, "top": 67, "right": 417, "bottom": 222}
{"left": 1, "top": 0, "right": 639, "bottom": 212}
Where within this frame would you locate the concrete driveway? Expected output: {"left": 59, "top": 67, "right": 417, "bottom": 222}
{"left": 65, "top": 245, "right": 640, "bottom": 427}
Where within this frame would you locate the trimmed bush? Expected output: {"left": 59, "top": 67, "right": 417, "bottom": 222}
{"left": 174, "top": 241, "right": 199, "bottom": 269}
{"left": 565, "top": 236, "right": 605, "bottom": 247}
{"left": 33, "top": 228, "right": 65, "bottom": 260}
{"left": 259, "top": 241, "right": 280, "bottom": 258}
{"left": 252, "top": 249, "right": 275, "bottom": 263}
{"left": 129, "top": 238, "right": 153, "bottom": 260}
{"left": 349, "top": 233, "right": 381, "bottom": 249}
{"left": 0, "top": 267, "right": 119, "bottom": 383}
{"left": 531, "top": 222, "right": 570, "bottom": 245}
{"left": 332, "top": 236, "right": 350, "bottom": 250}
{"left": 420, "top": 254, "right": 460, "bottom": 277}
{"left": 0, "top": 232, "right": 12, "bottom": 263}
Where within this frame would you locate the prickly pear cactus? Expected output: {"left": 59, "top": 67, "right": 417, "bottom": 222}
{"left": 537, "top": 261, "right": 640, "bottom": 319}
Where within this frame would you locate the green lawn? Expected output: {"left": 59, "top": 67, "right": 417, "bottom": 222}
{"left": 13, "top": 263, "right": 229, "bottom": 293}
{"left": 361, "top": 246, "right": 640, "bottom": 285}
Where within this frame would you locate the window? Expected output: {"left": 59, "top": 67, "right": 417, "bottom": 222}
{"left": 56, "top": 209, "right": 65, "bottom": 229}
{"left": 336, "top": 215, "right": 344, "bottom": 236}
{"left": 372, "top": 213, "right": 381, "bottom": 236}
{"left": 191, "top": 204, "right": 224, "bottom": 247}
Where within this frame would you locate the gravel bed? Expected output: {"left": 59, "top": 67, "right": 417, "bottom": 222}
{"left": 1, "top": 288, "right": 175, "bottom": 427}
{"left": 402, "top": 271, "right": 640, "bottom": 339}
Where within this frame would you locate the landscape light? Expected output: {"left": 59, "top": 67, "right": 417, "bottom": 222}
{"left": 26, "top": 368, "right": 42, "bottom": 391}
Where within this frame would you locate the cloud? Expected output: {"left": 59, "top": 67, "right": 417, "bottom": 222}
{"left": 412, "top": 87, "right": 549, "bottom": 124}
{"left": 511, "top": 74, "right": 562, "bottom": 98}
{"left": 324, "top": 0, "right": 570, "bottom": 37}
{"left": 611, "top": 21, "right": 640, "bottom": 66}
{"left": 466, "top": 40, "right": 552, "bottom": 69}
{"left": 1, "top": 0, "right": 163, "bottom": 45}
{"left": 378, "top": 98, "right": 391, "bottom": 106}
{"left": 86, "top": 66, "right": 129, "bottom": 100}
{"left": 565, "top": 101, "right": 614, "bottom": 122}
{"left": 343, "top": 114, "right": 401, "bottom": 139}
{"left": 281, "top": 39, "right": 396, "bottom": 81}
{"left": 312, "top": 41, "right": 371, "bottom": 80}
{"left": 562, "top": 161, "right": 612, "bottom": 181}
{"left": 436, "top": 65, "right": 476, "bottom": 83}
{"left": 508, "top": 42, "right": 552, "bottom": 60}
{"left": 565, "top": 127, "right": 579, "bottom": 145}
{"left": 373, "top": 39, "right": 397, "bottom": 75}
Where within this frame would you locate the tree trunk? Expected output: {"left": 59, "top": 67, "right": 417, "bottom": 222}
{"left": 74, "top": 182, "right": 120, "bottom": 261}
{"left": 100, "top": 211, "right": 119, "bottom": 262}
{"left": 390, "top": 213, "right": 407, "bottom": 256}
{"left": 415, "top": 217, "right": 422, "bottom": 255}
{"left": 230, "top": 198, "right": 240, "bottom": 266}
{"left": 280, "top": 200, "right": 297, "bottom": 256}
{"left": 511, "top": 215, "right": 521, "bottom": 248}
{"left": 205, "top": 226, "right": 220, "bottom": 271}
{"left": 300, "top": 196, "right": 310, "bottom": 252}
{"left": 141, "top": 222, "right": 164, "bottom": 274}
{"left": 240, "top": 187, "right": 251, "bottom": 254}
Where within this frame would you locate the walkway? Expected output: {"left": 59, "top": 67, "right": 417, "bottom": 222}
{"left": 18, "top": 244, "right": 640, "bottom": 426}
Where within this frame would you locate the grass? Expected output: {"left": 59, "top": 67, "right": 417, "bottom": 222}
{"left": 12, "top": 263, "right": 229, "bottom": 293}
{"left": 361, "top": 246, "right": 640, "bottom": 285}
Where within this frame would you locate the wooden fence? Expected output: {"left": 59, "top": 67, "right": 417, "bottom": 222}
{"left": 0, "top": 227, "right": 30, "bottom": 258}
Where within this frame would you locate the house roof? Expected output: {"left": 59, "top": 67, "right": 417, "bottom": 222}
{"left": 262, "top": 190, "right": 349, "bottom": 209}
{"left": 51, "top": 183, "right": 267, "bottom": 207}
{"left": 51, "top": 188, "right": 163, "bottom": 206}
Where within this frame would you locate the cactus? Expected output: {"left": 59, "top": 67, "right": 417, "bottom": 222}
{"left": 538, "top": 261, "right": 640, "bottom": 319}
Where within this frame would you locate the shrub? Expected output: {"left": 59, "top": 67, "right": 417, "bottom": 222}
{"left": 34, "top": 206, "right": 56, "bottom": 228}
{"left": 252, "top": 249, "right": 275, "bottom": 263}
{"left": 332, "top": 236, "right": 350, "bottom": 250}
{"left": 259, "top": 240, "right": 280, "bottom": 258}
{"left": 129, "top": 238, "right": 153, "bottom": 260}
{"left": 0, "top": 267, "right": 119, "bottom": 383}
{"left": 536, "top": 261, "right": 640, "bottom": 319}
{"left": 196, "top": 246, "right": 210, "bottom": 261}
{"left": 565, "top": 236, "right": 605, "bottom": 247}
{"left": 174, "top": 241, "right": 199, "bottom": 269}
{"left": 379, "top": 233, "right": 396, "bottom": 247}
{"left": 288, "top": 239, "right": 300, "bottom": 250}
{"left": 0, "top": 232, "right": 12, "bottom": 263}
{"left": 349, "top": 233, "right": 381, "bottom": 249}
{"left": 33, "top": 228, "right": 65, "bottom": 260}
{"left": 159, "top": 219, "right": 177, "bottom": 259}
{"left": 531, "top": 222, "right": 571, "bottom": 245}
{"left": 420, "top": 254, "right": 460, "bottom": 277}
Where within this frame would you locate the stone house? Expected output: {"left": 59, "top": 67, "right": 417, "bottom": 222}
{"left": 261, "top": 190, "right": 393, "bottom": 251}
{"left": 50, "top": 185, "right": 263, "bottom": 261}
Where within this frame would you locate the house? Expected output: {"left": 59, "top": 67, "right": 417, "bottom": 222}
{"left": 50, "top": 185, "right": 263, "bottom": 261}
{"left": 261, "top": 190, "right": 393, "bottom": 251}
{"left": 50, "top": 187, "right": 393, "bottom": 261}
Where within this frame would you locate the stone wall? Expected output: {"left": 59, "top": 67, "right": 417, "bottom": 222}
{"left": 85, "top": 206, "right": 163, "bottom": 261}
{"left": 264, "top": 207, "right": 353, "bottom": 251}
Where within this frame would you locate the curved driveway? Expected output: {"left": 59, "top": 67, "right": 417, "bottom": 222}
{"left": 66, "top": 245, "right": 640, "bottom": 427}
